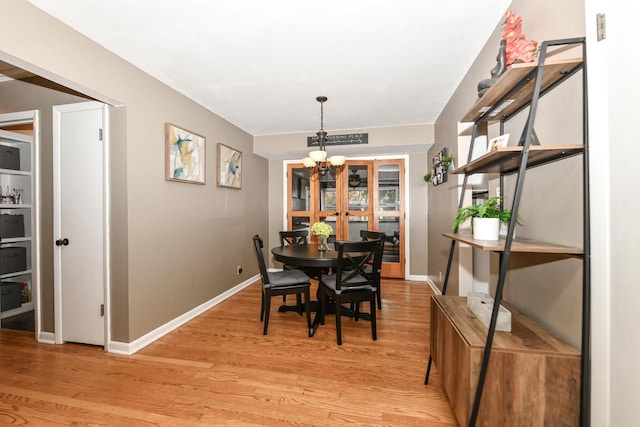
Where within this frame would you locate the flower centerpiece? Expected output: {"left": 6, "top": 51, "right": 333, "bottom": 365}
{"left": 310, "top": 222, "right": 333, "bottom": 251}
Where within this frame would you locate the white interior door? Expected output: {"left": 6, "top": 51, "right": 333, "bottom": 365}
{"left": 53, "top": 101, "right": 106, "bottom": 346}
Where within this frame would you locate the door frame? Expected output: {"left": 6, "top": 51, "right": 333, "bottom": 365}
{"left": 283, "top": 154, "right": 410, "bottom": 279}
{"left": 52, "top": 101, "right": 110, "bottom": 348}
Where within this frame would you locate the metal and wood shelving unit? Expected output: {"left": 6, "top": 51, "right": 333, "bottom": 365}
{"left": 425, "top": 38, "right": 590, "bottom": 426}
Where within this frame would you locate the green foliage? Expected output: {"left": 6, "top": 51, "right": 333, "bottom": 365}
{"left": 452, "top": 196, "right": 520, "bottom": 231}
{"left": 441, "top": 154, "right": 454, "bottom": 168}
{"left": 423, "top": 172, "right": 433, "bottom": 182}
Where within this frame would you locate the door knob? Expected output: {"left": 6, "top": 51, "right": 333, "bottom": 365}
{"left": 55, "top": 238, "right": 69, "bottom": 246}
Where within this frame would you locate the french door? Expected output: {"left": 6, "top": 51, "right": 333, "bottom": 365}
{"left": 286, "top": 159, "right": 404, "bottom": 278}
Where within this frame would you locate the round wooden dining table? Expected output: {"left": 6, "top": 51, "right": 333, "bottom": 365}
{"left": 271, "top": 244, "right": 342, "bottom": 269}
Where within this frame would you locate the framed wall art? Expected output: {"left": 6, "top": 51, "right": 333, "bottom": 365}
{"left": 217, "top": 143, "right": 242, "bottom": 189}
{"left": 428, "top": 147, "right": 449, "bottom": 187}
{"left": 165, "top": 123, "right": 206, "bottom": 184}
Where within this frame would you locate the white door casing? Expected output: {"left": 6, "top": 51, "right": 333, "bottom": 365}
{"left": 53, "top": 101, "right": 108, "bottom": 346}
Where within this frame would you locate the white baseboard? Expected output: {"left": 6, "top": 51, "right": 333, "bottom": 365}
{"left": 38, "top": 331, "right": 55, "bottom": 344}
{"left": 107, "top": 274, "right": 259, "bottom": 355}
{"left": 407, "top": 274, "right": 429, "bottom": 282}
{"left": 426, "top": 276, "right": 442, "bottom": 295}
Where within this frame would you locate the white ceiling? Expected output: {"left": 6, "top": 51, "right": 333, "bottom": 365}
{"left": 27, "top": 0, "right": 508, "bottom": 136}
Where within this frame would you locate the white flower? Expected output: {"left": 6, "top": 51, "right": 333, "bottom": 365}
{"left": 310, "top": 222, "right": 333, "bottom": 238}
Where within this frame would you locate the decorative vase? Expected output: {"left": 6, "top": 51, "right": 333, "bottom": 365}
{"left": 318, "top": 236, "right": 329, "bottom": 251}
{"left": 473, "top": 218, "right": 500, "bottom": 241}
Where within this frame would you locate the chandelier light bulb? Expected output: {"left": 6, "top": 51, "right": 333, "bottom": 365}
{"left": 309, "top": 150, "right": 327, "bottom": 163}
{"left": 302, "top": 157, "right": 316, "bottom": 168}
{"left": 328, "top": 155, "right": 345, "bottom": 166}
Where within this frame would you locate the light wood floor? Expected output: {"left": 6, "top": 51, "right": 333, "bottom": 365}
{"left": 0, "top": 279, "right": 457, "bottom": 426}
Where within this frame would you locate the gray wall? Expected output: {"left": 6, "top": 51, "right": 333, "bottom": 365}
{"left": 1, "top": 0, "right": 269, "bottom": 342}
{"left": 429, "top": 0, "right": 586, "bottom": 348}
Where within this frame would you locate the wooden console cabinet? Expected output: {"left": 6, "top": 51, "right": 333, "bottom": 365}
{"left": 431, "top": 295, "right": 580, "bottom": 426}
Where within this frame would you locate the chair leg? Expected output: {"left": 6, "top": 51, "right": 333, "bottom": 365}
{"left": 370, "top": 293, "right": 377, "bottom": 341}
{"left": 296, "top": 294, "right": 303, "bottom": 315}
{"left": 263, "top": 292, "right": 271, "bottom": 335}
{"left": 304, "top": 288, "right": 312, "bottom": 337}
{"left": 260, "top": 291, "right": 265, "bottom": 321}
{"left": 354, "top": 302, "right": 360, "bottom": 321}
{"left": 320, "top": 288, "right": 326, "bottom": 325}
{"left": 376, "top": 285, "right": 382, "bottom": 310}
{"left": 335, "top": 296, "right": 342, "bottom": 345}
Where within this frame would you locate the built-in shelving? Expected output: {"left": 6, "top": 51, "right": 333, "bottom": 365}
{"left": 0, "top": 128, "right": 35, "bottom": 322}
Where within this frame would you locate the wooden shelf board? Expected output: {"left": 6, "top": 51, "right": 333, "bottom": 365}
{"left": 434, "top": 295, "right": 579, "bottom": 356}
{"left": 442, "top": 232, "right": 583, "bottom": 255}
{"left": 451, "top": 144, "right": 583, "bottom": 175}
{"left": 461, "top": 57, "right": 583, "bottom": 123}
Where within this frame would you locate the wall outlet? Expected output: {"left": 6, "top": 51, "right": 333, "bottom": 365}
{"left": 236, "top": 265, "right": 242, "bottom": 275}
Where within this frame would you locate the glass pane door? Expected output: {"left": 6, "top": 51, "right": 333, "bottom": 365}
{"left": 287, "top": 159, "right": 404, "bottom": 278}
{"left": 287, "top": 164, "right": 313, "bottom": 231}
{"left": 340, "top": 162, "right": 373, "bottom": 242}
{"left": 316, "top": 168, "right": 341, "bottom": 244}
{"left": 375, "top": 161, "right": 404, "bottom": 278}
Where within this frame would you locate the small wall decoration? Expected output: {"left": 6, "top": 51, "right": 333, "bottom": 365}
{"left": 165, "top": 123, "right": 206, "bottom": 184}
{"left": 217, "top": 143, "right": 242, "bottom": 189}
{"left": 427, "top": 148, "right": 449, "bottom": 187}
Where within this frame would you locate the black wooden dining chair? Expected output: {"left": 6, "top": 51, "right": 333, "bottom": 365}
{"left": 252, "top": 235, "right": 312, "bottom": 337}
{"left": 278, "top": 229, "right": 309, "bottom": 304}
{"left": 278, "top": 229, "right": 308, "bottom": 274}
{"left": 360, "top": 230, "right": 386, "bottom": 309}
{"left": 318, "top": 239, "right": 383, "bottom": 345}
{"left": 279, "top": 229, "right": 308, "bottom": 247}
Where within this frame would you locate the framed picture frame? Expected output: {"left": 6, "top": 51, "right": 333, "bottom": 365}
{"left": 165, "top": 123, "right": 206, "bottom": 184}
{"left": 488, "top": 134, "right": 510, "bottom": 152}
{"left": 217, "top": 143, "right": 242, "bottom": 189}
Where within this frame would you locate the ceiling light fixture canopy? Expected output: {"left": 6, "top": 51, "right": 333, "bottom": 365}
{"left": 302, "top": 96, "right": 345, "bottom": 175}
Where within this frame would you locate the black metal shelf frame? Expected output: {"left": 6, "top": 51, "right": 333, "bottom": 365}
{"left": 424, "top": 37, "right": 590, "bottom": 427}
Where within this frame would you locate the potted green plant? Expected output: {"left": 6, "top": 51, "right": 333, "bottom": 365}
{"left": 441, "top": 154, "right": 454, "bottom": 170}
{"left": 452, "top": 196, "right": 520, "bottom": 240}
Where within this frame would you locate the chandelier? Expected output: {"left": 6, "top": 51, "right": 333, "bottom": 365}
{"left": 302, "top": 96, "right": 345, "bottom": 175}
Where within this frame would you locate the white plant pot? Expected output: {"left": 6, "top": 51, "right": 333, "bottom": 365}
{"left": 499, "top": 222, "right": 516, "bottom": 239}
{"left": 473, "top": 217, "right": 499, "bottom": 241}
